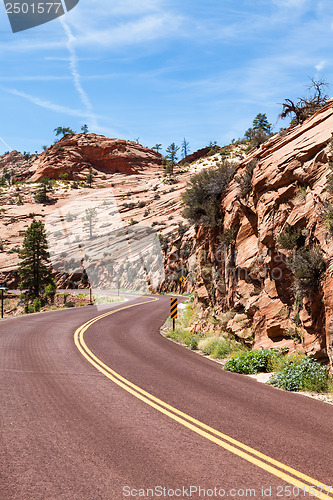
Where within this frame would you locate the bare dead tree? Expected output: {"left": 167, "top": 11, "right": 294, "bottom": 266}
{"left": 278, "top": 78, "right": 329, "bottom": 125}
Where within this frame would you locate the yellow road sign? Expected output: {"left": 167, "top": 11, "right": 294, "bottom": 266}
{"left": 170, "top": 298, "right": 178, "bottom": 319}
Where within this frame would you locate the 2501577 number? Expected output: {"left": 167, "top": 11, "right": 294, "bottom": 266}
{"left": 276, "top": 485, "right": 333, "bottom": 497}
{"left": 5, "top": 3, "right": 62, "bottom": 14}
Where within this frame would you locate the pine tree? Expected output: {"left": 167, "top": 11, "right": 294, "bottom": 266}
{"left": 252, "top": 113, "right": 272, "bottom": 134}
{"left": 86, "top": 166, "right": 94, "bottom": 188}
{"left": 19, "top": 220, "right": 53, "bottom": 299}
{"left": 152, "top": 144, "right": 162, "bottom": 153}
{"left": 244, "top": 113, "right": 272, "bottom": 147}
{"left": 34, "top": 177, "right": 53, "bottom": 204}
{"left": 83, "top": 208, "right": 98, "bottom": 239}
{"left": 54, "top": 127, "right": 76, "bottom": 137}
{"left": 165, "top": 143, "right": 180, "bottom": 174}
{"left": 181, "top": 138, "right": 190, "bottom": 159}
{"left": 81, "top": 124, "right": 89, "bottom": 135}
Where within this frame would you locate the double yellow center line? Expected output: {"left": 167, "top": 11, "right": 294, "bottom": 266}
{"left": 74, "top": 299, "right": 333, "bottom": 499}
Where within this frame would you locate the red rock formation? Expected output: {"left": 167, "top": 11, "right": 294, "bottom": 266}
{"left": 25, "top": 134, "right": 162, "bottom": 181}
{"left": 179, "top": 147, "right": 212, "bottom": 165}
{"left": 171, "top": 101, "right": 333, "bottom": 368}
{"left": 0, "top": 150, "right": 33, "bottom": 179}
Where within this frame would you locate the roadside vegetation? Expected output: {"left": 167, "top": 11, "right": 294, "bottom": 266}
{"left": 269, "top": 355, "right": 331, "bottom": 393}
{"left": 1, "top": 291, "right": 125, "bottom": 317}
{"left": 225, "top": 349, "right": 332, "bottom": 393}
{"left": 164, "top": 299, "right": 248, "bottom": 360}
{"left": 224, "top": 348, "right": 287, "bottom": 375}
{"left": 93, "top": 295, "right": 124, "bottom": 305}
{"left": 164, "top": 301, "right": 332, "bottom": 395}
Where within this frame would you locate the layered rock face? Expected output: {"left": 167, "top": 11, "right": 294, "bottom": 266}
{"left": 180, "top": 147, "right": 212, "bottom": 165}
{"left": 0, "top": 150, "right": 32, "bottom": 178}
{"left": 25, "top": 134, "right": 162, "bottom": 181}
{"left": 172, "top": 102, "right": 333, "bottom": 367}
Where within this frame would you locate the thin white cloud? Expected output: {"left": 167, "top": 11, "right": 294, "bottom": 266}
{"left": 315, "top": 60, "right": 326, "bottom": 71}
{"left": 68, "top": 13, "right": 185, "bottom": 49}
{"left": 0, "top": 75, "right": 70, "bottom": 82}
{"left": 44, "top": 57, "right": 71, "bottom": 61}
{"left": 3, "top": 88, "right": 92, "bottom": 118}
{"left": 272, "top": 0, "right": 308, "bottom": 7}
{"left": 0, "top": 1, "right": 185, "bottom": 54}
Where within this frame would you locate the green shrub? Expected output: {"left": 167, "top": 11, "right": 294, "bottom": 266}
{"left": 327, "top": 174, "right": 333, "bottom": 195}
{"left": 190, "top": 336, "right": 198, "bottom": 350}
{"left": 322, "top": 202, "right": 333, "bottom": 236}
{"left": 252, "top": 129, "right": 270, "bottom": 148}
{"left": 34, "top": 177, "right": 54, "bottom": 204}
{"left": 296, "top": 185, "right": 307, "bottom": 201}
{"left": 219, "top": 227, "right": 238, "bottom": 247}
{"left": 326, "top": 140, "right": 333, "bottom": 194}
{"left": 33, "top": 297, "right": 41, "bottom": 312}
{"left": 224, "top": 349, "right": 285, "bottom": 375}
{"left": 166, "top": 327, "right": 193, "bottom": 345}
{"left": 45, "top": 279, "right": 57, "bottom": 303}
{"left": 236, "top": 160, "right": 257, "bottom": 197}
{"left": 66, "top": 212, "right": 74, "bottom": 222}
{"left": 269, "top": 356, "right": 330, "bottom": 392}
{"left": 123, "top": 202, "right": 135, "bottom": 209}
{"left": 7, "top": 246, "right": 20, "bottom": 254}
{"left": 182, "top": 161, "right": 236, "bottom": 228}
{"left": 289, "top": 246, "right": 325, "bottom": 294}
{"left": 277, "top": 225, "right": 303, "bottom": 250}
{"left": 199, "top": 337, "right": 241, "bottom": 359}
{"left": 65, "top": 301, "right": 75, "bottom": 308}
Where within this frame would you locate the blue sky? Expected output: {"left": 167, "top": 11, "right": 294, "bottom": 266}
{"left": 1, "top": 0, "right": 333, "bottom": 155}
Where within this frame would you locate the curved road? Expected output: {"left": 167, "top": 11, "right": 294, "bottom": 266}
{"left": 0, "top": 295, "right": 332, "bottom": 500}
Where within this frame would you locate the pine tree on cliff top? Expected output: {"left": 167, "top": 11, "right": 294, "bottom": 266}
{"left": 19, "top": 220, "right": 53, "bottom": 299}
{"left": 165, "top": 143, "right": 180, "bottom": 174}
{"left": 54, "top": 126, "right": 76, "bottom": 137}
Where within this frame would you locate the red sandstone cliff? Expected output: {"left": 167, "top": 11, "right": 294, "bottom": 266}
{"left": 163, "top": 102, "right": 333, "bottom": 368}
{"left": 24, "top": 134, "right": 162, "bottom": 181}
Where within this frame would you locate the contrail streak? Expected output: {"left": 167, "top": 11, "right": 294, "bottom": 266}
{"left": 0, "top": 136, "right": 11, "bottom": 150}
{"left": 60, "top": 17, "right": 99, "bottom": 130}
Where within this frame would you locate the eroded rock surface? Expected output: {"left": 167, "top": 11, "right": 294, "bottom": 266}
{"left": 24, "top": 134, "right": 163, "bottom": 181}
{"left": 163, "top": 102, "right": 333, "bottom": 367}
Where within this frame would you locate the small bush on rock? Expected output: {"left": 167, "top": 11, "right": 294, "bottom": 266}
{"left": 182, "top": 161, "right": 236, "bottom": 228}
{"left": 236, "top": 160, "right": 257, "bottom": 197}
{"left": 289, "top": 246, "right": 325, "bottom": 294}
{"left": 277, "top": 225, "right": 304, "bottom": 250}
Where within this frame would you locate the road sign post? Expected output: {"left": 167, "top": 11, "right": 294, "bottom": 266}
{"left": 0, "top": 287, "right": 8, "bottom": 319}
{"left": 170, "top": 298, "right": 178, "bottom": 330}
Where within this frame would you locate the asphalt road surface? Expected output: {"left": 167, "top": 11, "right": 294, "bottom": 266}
{"left": 0, "top": 295, "right": 332, "bottom": 500}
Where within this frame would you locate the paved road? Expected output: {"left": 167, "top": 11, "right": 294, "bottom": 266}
{"left": 0, "top": 296, "right": 332, "bottom": 500}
